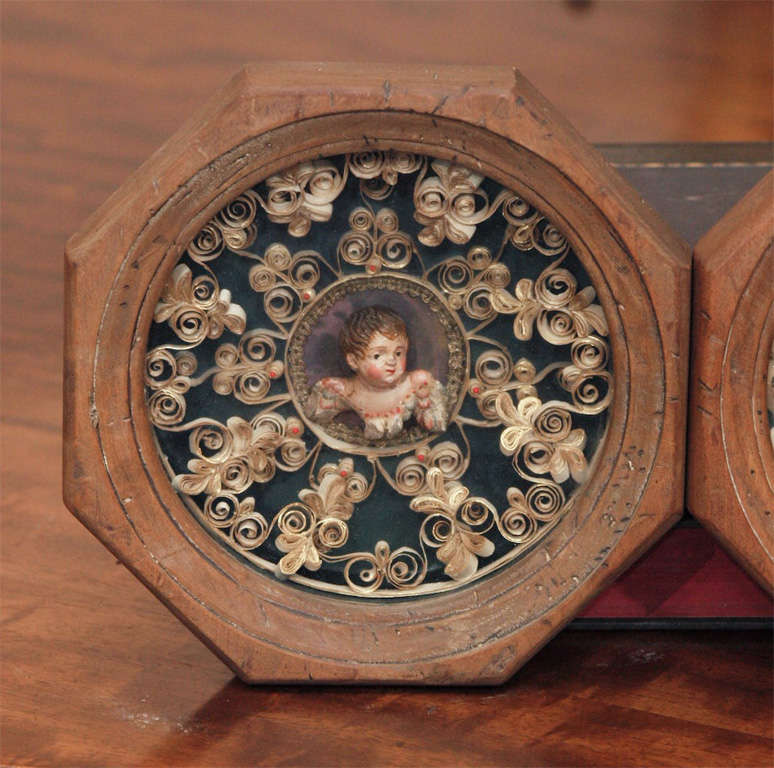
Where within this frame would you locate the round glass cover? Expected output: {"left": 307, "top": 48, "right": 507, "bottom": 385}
{"left": 145, "top": 152, "right": 613, "bottom": 597}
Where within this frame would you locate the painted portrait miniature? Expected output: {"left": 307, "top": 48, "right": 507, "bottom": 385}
{"left": 304, "top": 305, "right": 448, "bottom": 439}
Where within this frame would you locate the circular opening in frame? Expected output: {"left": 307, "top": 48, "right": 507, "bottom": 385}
{"left": 286, "top": 275, "right": 468, "bottom": 456}
{"left": 144, "top": 150, "right": 615, "bottom": 599}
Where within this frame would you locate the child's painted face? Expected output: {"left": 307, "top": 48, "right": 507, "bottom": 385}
{"left": 348, "top": 331, "right": 408, "bottom": 388}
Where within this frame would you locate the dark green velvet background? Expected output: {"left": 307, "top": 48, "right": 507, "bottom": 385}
{"left": 147, "top": 155, "right": 611, "bottom": 595}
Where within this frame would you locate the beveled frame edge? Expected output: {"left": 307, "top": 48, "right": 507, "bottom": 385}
{"left": 64, "top": 64, "right": 690, "bottom": 683}
{"left": 688, "top": 170, "right": 774, "bottom": 594}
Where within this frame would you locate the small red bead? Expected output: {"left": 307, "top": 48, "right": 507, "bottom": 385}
{"left": 368, "top": 264, "right": 377, "bottom": 272}
{"left": 269, "top": 371, "right": 277, "bottom": 379}
{"left": 417, "top": 453, "right": 426, "bottom": 462}
{"left": 292, "top": 426, "right": 299, "bottom": 434}
{"left": 340, "top": 469, "right": 348, "bottom": 477}
{"left": 472, "top": 386, "right": 480, "bottom": 394}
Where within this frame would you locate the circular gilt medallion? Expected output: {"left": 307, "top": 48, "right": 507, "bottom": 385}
{"left": 286, "top": 274, "right": 467, "bottom": 455}
{"left": 146, "top": 152, "right": 614, "bottom": 597}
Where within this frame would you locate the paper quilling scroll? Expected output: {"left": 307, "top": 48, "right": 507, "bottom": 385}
{"left": 688, "top": 171, "right": 773, "bottom": 594}
{"left": 64, "top": 64, "right": 690, "bottom": 683}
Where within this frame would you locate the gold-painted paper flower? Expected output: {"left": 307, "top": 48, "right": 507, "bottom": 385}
{"left": 275, "top": 459, "right": 368, "bottom": 576}
{"left": 491, "top": 260, "right": 607, "bottom": 344}
{"left": 411, "top": 467, "right": 495, "bottom": 581}
{"left": 154, "top": 264, "right": 246, "bottom": 344}
{"left": 173, "top": 414, "right": 305, "bottom": 495}
{"left": 414, "top": 161, "right": 504, "bottom": 247}
{"left": 262, "top": 160, "right": 346, "bottom": 237}
{"left": 496, "top": 393, "right": 588, "bottom": 484}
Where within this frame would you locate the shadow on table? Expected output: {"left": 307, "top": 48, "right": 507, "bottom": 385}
{"left": 138, "top": 630, "right": 682, "bottom": 767}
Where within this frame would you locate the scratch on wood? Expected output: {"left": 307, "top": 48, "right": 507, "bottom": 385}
{"left": 431, "top": 94, "right": 449, "bottom": 115}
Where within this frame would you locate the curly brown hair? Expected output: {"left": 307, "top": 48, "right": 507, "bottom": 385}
{"left": 340, "top": 305, "right": 408, "bottom": 363}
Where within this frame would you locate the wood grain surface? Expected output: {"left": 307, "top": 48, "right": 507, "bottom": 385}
{"left": 688, "top": 172, "right": 774, "bottom": 593}
{"left": 2, "top": 1, "right": 772, "bottom": 765}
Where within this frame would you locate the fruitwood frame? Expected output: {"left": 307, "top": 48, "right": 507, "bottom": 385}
{"left": 64, "top": 64, "right": 690, "bottom": 683}
{"left": 688, "top": 171, "right": 773, "bottom": 594}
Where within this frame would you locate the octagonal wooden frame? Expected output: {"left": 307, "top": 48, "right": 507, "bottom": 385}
{"left": 688, "top": 171, "right": 774, "bottom": 594}
{"left": 64, "top": 63, "right": 690, "bottom": 684}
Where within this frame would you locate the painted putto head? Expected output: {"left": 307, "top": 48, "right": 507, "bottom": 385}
{"left": 339, "top": 305, "right": 409, "bottom": 388}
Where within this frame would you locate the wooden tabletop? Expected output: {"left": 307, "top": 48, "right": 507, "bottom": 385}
{"left": 2, "top": 2, "right": 772, "bottom": 765}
